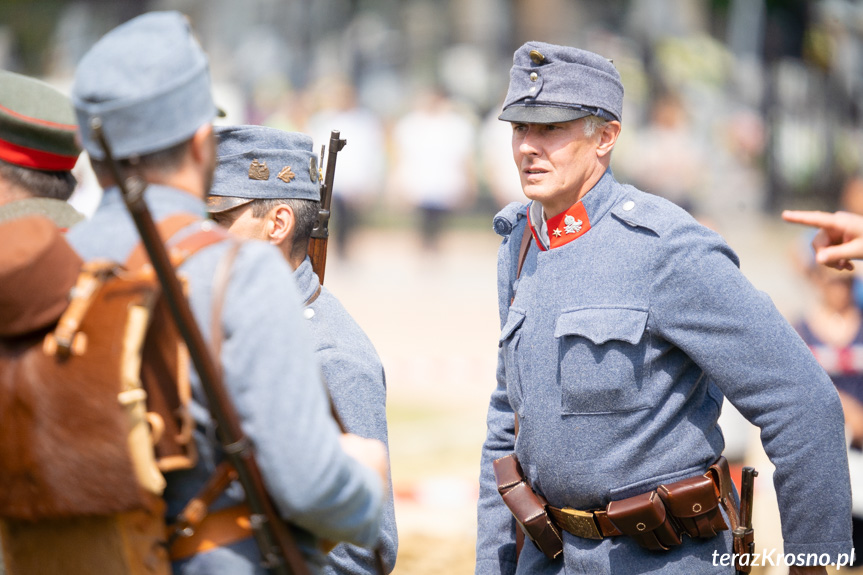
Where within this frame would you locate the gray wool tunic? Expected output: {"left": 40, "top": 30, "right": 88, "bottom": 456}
{"left": 476, "top": 170, "right": 852, "bottom": 574}
{"left": 293, "top": 258, "right": 398, "bottom": 575}
{"left": 67, "top": 185, "right": 383, "bottom": 575}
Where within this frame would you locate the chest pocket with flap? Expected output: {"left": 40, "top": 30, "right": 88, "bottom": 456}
{"left": 499, "top": 308, "right": 526, "bottom": 415}
{"left": 555, "top": 306, "right": 650, "bottom": 415}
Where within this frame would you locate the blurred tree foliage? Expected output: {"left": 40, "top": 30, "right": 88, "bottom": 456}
{"left": 0, "top": 0, "right": 152, "bottom": 75}
{"left": 0, "top": 0, "right": 67, "bottom": 74}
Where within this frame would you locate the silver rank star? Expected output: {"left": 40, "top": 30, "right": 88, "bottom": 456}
{"left": 552, "top": 228, "right": 562, "bottom": 237}
{"left": 564, "top": 215, "right": 583, "bottom": 234}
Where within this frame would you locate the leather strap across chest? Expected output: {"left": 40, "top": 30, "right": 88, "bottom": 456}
{"left": 510, "top": 223, "right": 533, "bottom": 306}
{"left": 125, "top": 214, "right": 230, "bottom": 271}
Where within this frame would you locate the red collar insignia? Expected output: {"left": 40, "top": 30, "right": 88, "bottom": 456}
{"left": 527, "top": 201, "right": 591, "bottom": 250}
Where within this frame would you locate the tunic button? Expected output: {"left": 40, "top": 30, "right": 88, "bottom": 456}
{"left": 622, "top": 200, "right": 635, "bottom": 211}
{"left": 530, "top": 72, "right": 538, "bottom": 82}
{"left": 304, "top": 308, "right": 315, "bottom": 320}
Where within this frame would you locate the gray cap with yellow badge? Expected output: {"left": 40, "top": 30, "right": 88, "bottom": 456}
{"left": 499, "top": 41, "right": 623, "bottom": 125}
{"left": 207, "top": 125, "right": 320, "bottom": 214}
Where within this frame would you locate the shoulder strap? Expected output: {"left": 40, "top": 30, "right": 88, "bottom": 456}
{"left": 125, "top": 214, "right": 198, "bottom": 270}
{"left": 209, "top": 239, "right": 242, "bottom": 362}
{"left": 516, "top": 222, "right": 533, "bottom": 281}
{"left": 510, "top": 223, "right": 533, "bottom": 306}
{"left": 125, "top": 215, "right": 230, "bottom": 271}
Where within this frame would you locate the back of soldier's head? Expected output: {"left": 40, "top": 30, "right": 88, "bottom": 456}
{"left": 71, "top": 11, "right": 220, "bottom": 171}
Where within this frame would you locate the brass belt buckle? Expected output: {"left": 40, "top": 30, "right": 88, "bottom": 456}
{"left": 556, "top": 507, "right": 603, "bottom": 540}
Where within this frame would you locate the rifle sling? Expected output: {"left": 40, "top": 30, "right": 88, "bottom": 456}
{"left": 511, "top": 222, "right": 532, "bottom": 558}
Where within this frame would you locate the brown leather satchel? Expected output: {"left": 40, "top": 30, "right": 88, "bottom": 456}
{"left": 0, "top": 215, "right": 228, "bottom": 575}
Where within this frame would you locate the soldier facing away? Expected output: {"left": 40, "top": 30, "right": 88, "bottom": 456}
{"left": 0, "top": 70, "right": 84, "bottom": 229}
{"left": 67, "top": 11, "right": 388, "bottom": 574}
{"left": 206, "top": 124, "right": 398, "bottom": 575}
{"left": 476, "top": 41, "right": 852, "bottom": 575}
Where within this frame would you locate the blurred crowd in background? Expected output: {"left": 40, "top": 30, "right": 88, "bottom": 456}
{"left": 9, "top": 0, "right": 863, "bottom": 571}
{"left": 7, "top": 0, "right": 863, "bottom": 244}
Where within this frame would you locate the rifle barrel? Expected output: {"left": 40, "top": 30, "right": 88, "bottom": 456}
{"left": 309, "top": 130, "right": 346, "bottom": 284}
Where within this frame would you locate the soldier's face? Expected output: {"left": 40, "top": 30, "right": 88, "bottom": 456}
{"left": 197, "top": 126, "right": 218, "bottom": 196}
{"left": 511, "top": 118, "right": 603, "bottom": 218}
{"left": 221, "top": 206, "right": 269, "bottom": 242}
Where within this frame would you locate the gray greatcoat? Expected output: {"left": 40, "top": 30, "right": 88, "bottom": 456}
{"left": 293, "top": 257, "right": 398, "bottom": 574}
{"left": 476, "top": 170, "right": 852, "bottom": 574}
{"left": 67, "top": 185, "right": 383, "bottom": 575}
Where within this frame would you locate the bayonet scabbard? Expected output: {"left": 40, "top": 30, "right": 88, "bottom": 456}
{"left": 733, "top": 466, "right": 758, "bottom": 575}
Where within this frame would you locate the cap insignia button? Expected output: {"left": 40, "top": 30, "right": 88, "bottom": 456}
{"left": 564, "top": 215, "right": 583, "bottom": 234}
{"left": 529, "top": 49, "right": 545, "bottom": 64}
{"left": 309, "top": 156, "right": 319, "bottom": 182}
{"left": 278, "top": 166, "right": 296, "bottom": 183}
{"left": 552, "top": 228, "right": 562, "bottom": 237}
{"left": 249, "top": 159, "right": 269, "bottom": 180}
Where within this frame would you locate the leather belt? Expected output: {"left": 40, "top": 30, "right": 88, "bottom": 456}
{"left": 546, "top": 458, "right": 733, "bottom": 541}
{"left": 168, "top": 504, "right": 253, "bottom": 561}
{"left": 546, "top": 506, "right": 622, "bottom": 540}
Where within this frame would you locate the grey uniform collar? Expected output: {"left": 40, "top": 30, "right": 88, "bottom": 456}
{"left": 293, "top": 256, "right": 322, "bottom": 305}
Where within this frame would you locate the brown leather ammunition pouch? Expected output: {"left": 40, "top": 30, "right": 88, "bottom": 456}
{"left": 657, "top": 474, "right": 728, "bottom": 539}
{"left": 606, "top": 491, "right": 682, "bottom": 551}
{"left": 493, "top": 454, "right": 563, "bottom": 560}
{"left": 539, "top": 458, "right": 736, "bottom": 555}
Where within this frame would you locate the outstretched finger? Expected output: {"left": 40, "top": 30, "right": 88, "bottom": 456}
{"left": 781, "top": 210, "right": 841, "bottom": 231}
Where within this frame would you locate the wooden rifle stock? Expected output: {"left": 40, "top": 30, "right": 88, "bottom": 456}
{"left": 308, "top": 130, "right": 346, "bottom": 285}
{"left": 90, "top": 119, "right": 308, "bottom": 575}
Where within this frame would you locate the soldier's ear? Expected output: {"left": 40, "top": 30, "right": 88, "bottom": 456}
{"left": 190, "top": 123, "right": 214, "bottom": 164}
{"left": 596, "top": 121, "right": 621, "bottom": 159}
{"left": 267, "top": 204, "right": 295, "bottom": 246}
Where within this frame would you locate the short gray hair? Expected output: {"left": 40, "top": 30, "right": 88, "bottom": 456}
{"left": 582, "top": 115, "right": 609, "bottom": 138}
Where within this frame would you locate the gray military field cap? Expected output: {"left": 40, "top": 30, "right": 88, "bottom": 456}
{"left": 72, "top": 11, "right": 220, "bottom": 160}
{"left": 499, "top": 41, "right": 623, "bottom": 124}
{"left": 207, "top": 125, "right": 320, "bottom": 214}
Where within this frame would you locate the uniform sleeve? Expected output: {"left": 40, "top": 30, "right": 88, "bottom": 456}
{"left": 649, "top": 222, "right": 853, "bottom": 560}
{"left": 316, "top": 325, "right": 398, "bottom": 574}
{"left": 219, "top": 243, "right": 383, "bottom": 547}
{"left": 475, "top": 233, "right": 520, "bottom": 575}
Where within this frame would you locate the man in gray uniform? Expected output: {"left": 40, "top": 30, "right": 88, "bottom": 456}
{"left": 0, "top": 70, "right": 83, "bottom": 229}
{"left": 68, "top": 12, "right": 387, "bottom": 574}
{"left": 206, "top": 124, "right": 397, "bottom": 575}
{"left": 476, "top": 41, "right": 852, "bottom": 574}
